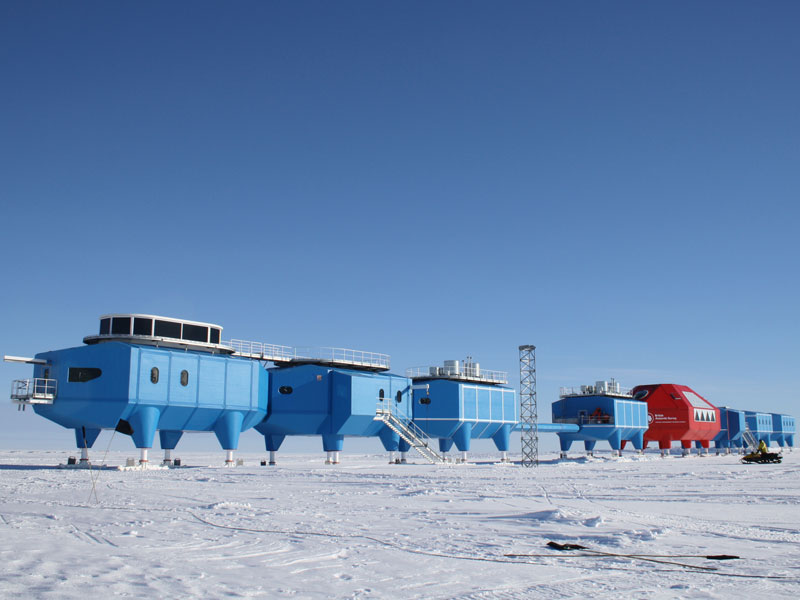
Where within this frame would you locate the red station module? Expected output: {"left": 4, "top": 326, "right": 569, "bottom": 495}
{"left": 631, "top": 384, "right": 721, "bottom": 455}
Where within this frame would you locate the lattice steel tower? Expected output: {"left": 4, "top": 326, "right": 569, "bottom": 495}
{"left": 519, "top": 345, "right": 538, "bottom": 467}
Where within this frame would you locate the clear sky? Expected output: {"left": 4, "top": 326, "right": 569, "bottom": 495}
{"left": 1, "top": 1, "right": 798, "bottom": 454}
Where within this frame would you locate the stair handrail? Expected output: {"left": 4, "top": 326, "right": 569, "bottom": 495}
{"left": 742, "top": 428, "right": 758, "bottom": 450}
{"left": 374, "top": 401, "right": 445, "bottom": 463}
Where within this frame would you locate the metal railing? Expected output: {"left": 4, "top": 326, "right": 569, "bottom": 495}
{"left": 226, "top": 340, "right": 295, "bottom": 362}
{"left": 559, "top": 385, "right": 632, "bottom": 398}
{"left": 742, "top": 428, "right": 758, "bottom": 450}
{"left": 11, "top": 379, "right": 57, "bottom": 404}
{"left": 374, "top": 401, "right": 445, "bottom": 464}
{"left": 226, "top": 340, "right": 390, "bottom": 370}
{"left": 293, "top": 347, "right": 390, "bottom": 370}
{"left": 406, "top": 366, "right": 508, "bottom": 384}
{"left": 553, "top": 415, "right": 616, "bottom": 426}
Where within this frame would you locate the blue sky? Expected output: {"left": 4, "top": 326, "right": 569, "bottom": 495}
{"left": 1, "top": 1, "right": 798, "bottom": 454}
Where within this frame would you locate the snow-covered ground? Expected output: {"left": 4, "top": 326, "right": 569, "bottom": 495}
{"left": 1, "top": 449, "right": 798, "bottom": 599}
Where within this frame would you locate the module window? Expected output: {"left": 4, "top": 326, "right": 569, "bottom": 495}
{"left": 68, "top": 367, "right": 102, "bottom": 383}
{"left": 182, "top": 324, "right": 208, "bottom": 343}
{"left": 154, "top": 320, "right": 181, "bottom": 339}
{"left": 133, "top": 318, "right": 153, "bottom": 336}
{"left": 111, "top": 317, "right": 131, "bottom": 335}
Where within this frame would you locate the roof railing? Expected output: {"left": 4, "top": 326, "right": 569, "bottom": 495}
{"left": 225, "top": 340, "right": 295, "bottom": 362}
{"left": 292, "top": 346, "right": 391, "bottom": 370}
{"left": 406, "top": 366, "right": 508, "bottom": 385}
{"left": 559, "top": 384, "right": 633, "bottom": 398}
{"left": 226, "top": 340, "right": 390, "bottom": 371}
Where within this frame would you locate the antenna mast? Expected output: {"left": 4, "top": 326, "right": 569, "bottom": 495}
{"left": 519, "top": 345, "right": 538, "bottom": 467}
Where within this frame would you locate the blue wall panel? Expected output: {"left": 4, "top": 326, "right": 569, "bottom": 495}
{"left": 477, "top": 388, "right": 491, "bottom": 421}
{"left": 463, "top": 387, "right": 477, "bottom": 421}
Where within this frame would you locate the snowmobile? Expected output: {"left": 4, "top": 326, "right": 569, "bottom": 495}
{"left": 741, "top": 451, "right": 782, "bottom": 464}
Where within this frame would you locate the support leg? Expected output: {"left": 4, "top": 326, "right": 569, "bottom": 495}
{"left": 159, "top": 431, "right": 182, "bottom": 466}
{"left": 74, "top": 427, "right": 101, "bottom": 465}
{"left": 322, "top": 434, "right": 344, "bottom": 465}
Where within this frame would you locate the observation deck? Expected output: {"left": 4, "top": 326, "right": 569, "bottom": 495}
{"left": 84, "top": 314, "right": 232, "bottom": 353}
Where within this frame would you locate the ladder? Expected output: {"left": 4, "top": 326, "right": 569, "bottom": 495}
{"left": 742, "top": 428, "right": 758, "bottom": 450}
{"left": 374, "top": 403, "right": 446, "bottom": 464}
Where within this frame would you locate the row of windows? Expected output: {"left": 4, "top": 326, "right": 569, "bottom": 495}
{"left": 67, "top": 366, "right": 191, "bottom": 387}
{"left": 150, "top": 367, "right": 189, "bottom": 386}
{"left": 694, "top": 409, "right": 717, "bottom": 423}
{"left": 100, "top": 317, "right": 221, "bottom": 345}
{"left": 277, "top": 387, "right": 406, "bottom": 402}
{"left": 66, "top": 367, "right": 423, "bottom": 404}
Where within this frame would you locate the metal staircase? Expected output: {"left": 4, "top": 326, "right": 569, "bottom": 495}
{"left": 742, "top": 428, "right": 758, "bottom": 450}
{"left": 374, "top": 403, "right": 446, "bottom": 464}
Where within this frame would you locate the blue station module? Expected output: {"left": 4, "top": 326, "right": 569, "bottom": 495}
{"left": 16, "top": 314, "right": 266, "bottom": 465}
{"left": 744, "top": 411, "right": 774, "bottom": 445}
{"left": 11, "top": 313, "right": 792, "bottom": 467}
{"left": 771, "top": 413, "right": 796, "bottom": 449}
{"left": 408, "top": 360, "right": 517, "bottom": 462}
{"left": 551, "top": 380, "right": 648, "bottom": 457}
{"left": 254, "top": 362, "right": 412, "bottom": 464}
{"left": 710, "top": 407, "right": 746, "bottom": 453}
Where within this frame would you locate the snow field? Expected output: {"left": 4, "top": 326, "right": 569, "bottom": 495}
{"left": 0, "top": 449, "right": 798, "bottom": 599}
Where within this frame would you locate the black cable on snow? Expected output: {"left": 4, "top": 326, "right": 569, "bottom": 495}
{"left": 188, "top": 513, "right": 797, "bottom": 580}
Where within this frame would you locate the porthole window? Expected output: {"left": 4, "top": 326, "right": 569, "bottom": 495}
{"left": 395, "top": 390, "right": 402, "bottom": 404}
{"left": 379, "top": 389, "right": 385, "bottom": 401}
{"left": 150, "top": 367, "right": 159, "bottom": 384}
{"left": 180, "top": 370, "right": 189, "bottom": 386}
{"left": 419, "top": 397, "right": 431, "bottom": 405}
{"left": 279, "top": 386, "right": 293, "bottom": 395}
{"left": 633, "top": 389, "right": 649, "bottom": 401}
